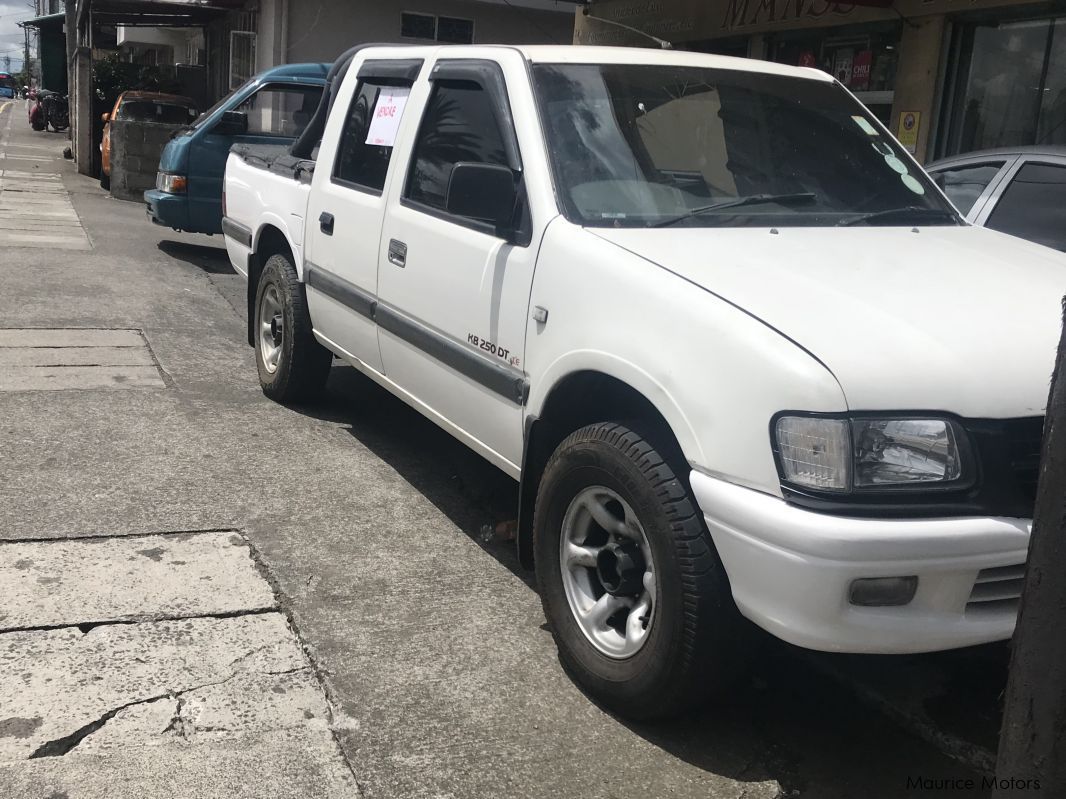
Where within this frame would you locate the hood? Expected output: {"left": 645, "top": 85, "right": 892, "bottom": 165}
{"left": 157, "top": 134, "right": 190, "bottom": 174}
{"left": 591, "top": 225, "right": 1066, "bottom": 418}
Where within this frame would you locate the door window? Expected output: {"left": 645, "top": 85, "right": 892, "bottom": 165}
{"left": 332, "top": 81, "right": 405, "bottom": 193}
{"left": 986, "top": 162, "right": 1066, "bottom": 251}
{"left": 236, "top": 85, "right": 322, "bottom": 137}
{"left": 929, "top": 162, "right": 1004, "bottom": 214}
{"left": 404, "top": 81, "right": 508, "bottom": 212}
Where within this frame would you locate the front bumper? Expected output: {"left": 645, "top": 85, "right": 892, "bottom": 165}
{"left": 144, "top": 189, "right": 189, "bottom": 231}
{"left": 690, "top": 471, "right": 1030, "bottom": 654}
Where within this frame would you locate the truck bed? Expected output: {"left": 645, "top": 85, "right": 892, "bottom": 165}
{"left": 230, "top": 143, "right": 316, "bottom": 184}
{"left": 223, "top": 145, "right": 315, "bottom": 278}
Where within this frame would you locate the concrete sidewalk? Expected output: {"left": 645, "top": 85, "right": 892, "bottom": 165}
{"left": 0, "top": 100, "right": 997, "bottom": 799}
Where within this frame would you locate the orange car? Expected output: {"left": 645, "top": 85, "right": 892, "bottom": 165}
{"left": 100, "top": 91, "right": 199, "bottom": 190}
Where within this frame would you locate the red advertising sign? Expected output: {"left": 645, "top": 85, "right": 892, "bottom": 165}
{"left": 851, "top": 50, "right": 873, "bottom": 90}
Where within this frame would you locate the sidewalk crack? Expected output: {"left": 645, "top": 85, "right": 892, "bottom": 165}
{"left": 28, "top": 693, "right": 171, "bottom": 758}
{"left": 29, "top": 672, "right": 242, "bottom": 758}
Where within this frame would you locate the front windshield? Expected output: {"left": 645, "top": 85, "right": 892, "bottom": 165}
{"left": 532, "top": 63, "right": 958, "bottom": 228}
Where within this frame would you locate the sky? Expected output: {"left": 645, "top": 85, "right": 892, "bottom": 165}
{"left": 0, "top": 1, "right": 38, "bottom": 74}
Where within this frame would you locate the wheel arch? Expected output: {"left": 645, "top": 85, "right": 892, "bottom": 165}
{"left": 517, "top": 362, "right": 702, "bottom": 570}
{"left": 246, "top": 222, "right": 297, "bottom": 347}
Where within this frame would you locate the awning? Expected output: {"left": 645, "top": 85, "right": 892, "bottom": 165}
{"left": 76, "top": 0, "right": 248, "bottom": 28}
{"left": 21, "top": 12, "right": 66, "bottom": 29}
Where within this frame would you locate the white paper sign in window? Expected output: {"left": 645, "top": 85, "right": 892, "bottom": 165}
{"left": 365, "top": 87, "right": 411, "bottom": 147}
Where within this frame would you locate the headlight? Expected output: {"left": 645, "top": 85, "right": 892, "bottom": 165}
{"left": 773, "top": 414, "right": 967, "bottom": 492}
{"left": 156, "top": 172, "right": 187, "bottom": 194}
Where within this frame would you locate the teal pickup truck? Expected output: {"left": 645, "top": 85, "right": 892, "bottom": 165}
{"left": 145, "top": 62, "right": 327, "bottom": 236}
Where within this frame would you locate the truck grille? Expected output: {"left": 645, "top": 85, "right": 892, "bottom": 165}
{"left": 967, "top": 563, "right": 1026, "bottom": 615}
{"left": 1004, "top": 418, "right": 1043, "bottom": 510}
{"left": 962, "top": 416, "right": 1044, "bottom": 519}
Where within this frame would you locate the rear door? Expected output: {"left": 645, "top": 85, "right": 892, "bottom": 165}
{"left": 304, "top": 58, "right": 424, "bottom": 373}
{"left": 189, "top": 82, "right": 323, "bottom": 232}
{"left": 374, "top": 57, "right": 540, "bottom": 474}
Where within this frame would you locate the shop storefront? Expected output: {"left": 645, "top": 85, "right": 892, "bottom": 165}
{"left": 937, "top": 11, "right": 1066, "bottom": 157}
{"left": 574, "top": 0, "right": 1063, "bottom": 162}
{"left": 765, "top": 21, "right": 901, "bottom": 123}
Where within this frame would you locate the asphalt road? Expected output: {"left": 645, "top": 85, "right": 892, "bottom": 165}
{"left": 0, "top": 100, "right": 1002, "bottom": 798}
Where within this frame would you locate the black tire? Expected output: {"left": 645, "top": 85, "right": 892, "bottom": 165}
{"left": 253, "top": 253, "right": 331, "bottom": 403}
{"left": 533, "top": 422, "right": 743, "bottom": 720}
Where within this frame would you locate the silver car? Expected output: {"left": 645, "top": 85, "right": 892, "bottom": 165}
{"left": 926, "top": 146, "right": 1066, "bottom": 252}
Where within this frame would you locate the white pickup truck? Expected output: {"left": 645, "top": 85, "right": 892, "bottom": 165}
{"left": 223, "top": 44, "right": 1066, "bottom": 719}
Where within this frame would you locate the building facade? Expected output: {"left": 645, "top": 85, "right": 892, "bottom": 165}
{"left": 574, "top": 0, "right": 1066, "bottom": 163}
{"left": 253, "top": 0, "right": 575, "bottom": 77}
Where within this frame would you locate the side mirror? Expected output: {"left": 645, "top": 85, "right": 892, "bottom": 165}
{"left": 101, "top": 112, "right": 110, "bottom": 123}
{"left": 213, "top": 110, "right": 248, "bottom": 136}
{"left": 445, "top": 162, "right": 517, "bottom": 234}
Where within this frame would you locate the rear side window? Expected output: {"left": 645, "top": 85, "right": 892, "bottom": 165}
{"left": 404, "top": 81, "right": 508, "bottom": 211}
{"left": 930, "top": 162, "right": 1004, "bottom": 215}
{"left": 237, "top": 85, "right": 322, "bottom": 137}
{"left": 333, "top": 81, "right": 408, "bottom": 193}
{"left": 986, "top": 162, "right": 1066, "bottom": 251}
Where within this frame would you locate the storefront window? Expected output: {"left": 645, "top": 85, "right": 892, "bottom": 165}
{"left": 768, "top": 25, "right": 900, "bottom": 124}
{"left": 942, "top": 17, "right": 1066, "bottom": 155}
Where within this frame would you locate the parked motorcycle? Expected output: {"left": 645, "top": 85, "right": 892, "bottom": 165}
{"left": 28, "top": 89, "right": 46, "bottom": 131}
{"left": 29, "top": 90, "right": 69, "bottom": 132}
{"left": 44, "top": 93, "right": 69, "bottom": 132}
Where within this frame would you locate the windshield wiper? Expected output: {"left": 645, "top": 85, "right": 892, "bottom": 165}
{"left": 836, "top": 206, "right": 959, "bottom": 227}
{"left": 652, "top": 192, "right": 817, "bottom": 228}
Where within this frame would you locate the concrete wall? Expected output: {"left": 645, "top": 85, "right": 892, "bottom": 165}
{"left": 285, "top": 0, "right": 575, "bottom": 64}
{"left": 108, "top": 120, "right": 184, "bottom": 202}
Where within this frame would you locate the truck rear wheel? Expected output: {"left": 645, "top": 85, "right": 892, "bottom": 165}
{"left": 254, "top": 253, "right": 331, "bottom": 403}
{"left": 533, "top": 422, "right": 742, "bottom": 719}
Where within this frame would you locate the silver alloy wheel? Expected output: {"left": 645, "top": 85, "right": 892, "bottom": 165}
{"left": 560, "top": 485, "right": 656, "bottom": 659}
{"left": 258, "top": 283, "right": 284, "bottom": 374}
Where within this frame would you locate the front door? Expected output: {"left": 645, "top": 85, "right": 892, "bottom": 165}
{"left": 375, "top": 61, "right": 536, "bottom": 474}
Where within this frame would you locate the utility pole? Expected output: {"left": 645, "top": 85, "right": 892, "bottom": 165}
{"left": 22, "top": 10, "right": 31, "bottom": 83}
{"left": 994, "top": 300, "right": 1066, "bottom": 797}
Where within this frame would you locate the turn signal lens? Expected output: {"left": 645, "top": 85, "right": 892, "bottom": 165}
{"left": 775, "top": 416, "right": 849, "bottom": 491}
{"left": 156, "top": 172, "right": 187, "bottom": 194}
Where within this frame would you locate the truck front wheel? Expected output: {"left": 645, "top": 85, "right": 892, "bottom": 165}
{"left": 254, "top": 254, "right": 331, "bottom": 403}
{"left": 533, "top": 422, "right": 742, "bottom": 719}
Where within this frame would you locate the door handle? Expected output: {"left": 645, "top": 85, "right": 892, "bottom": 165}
{"left": 388, "top": 239, "right": 407, "bottom": 268}
{"left": 319, "top": 212, "right": 334, "bottom": 235}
